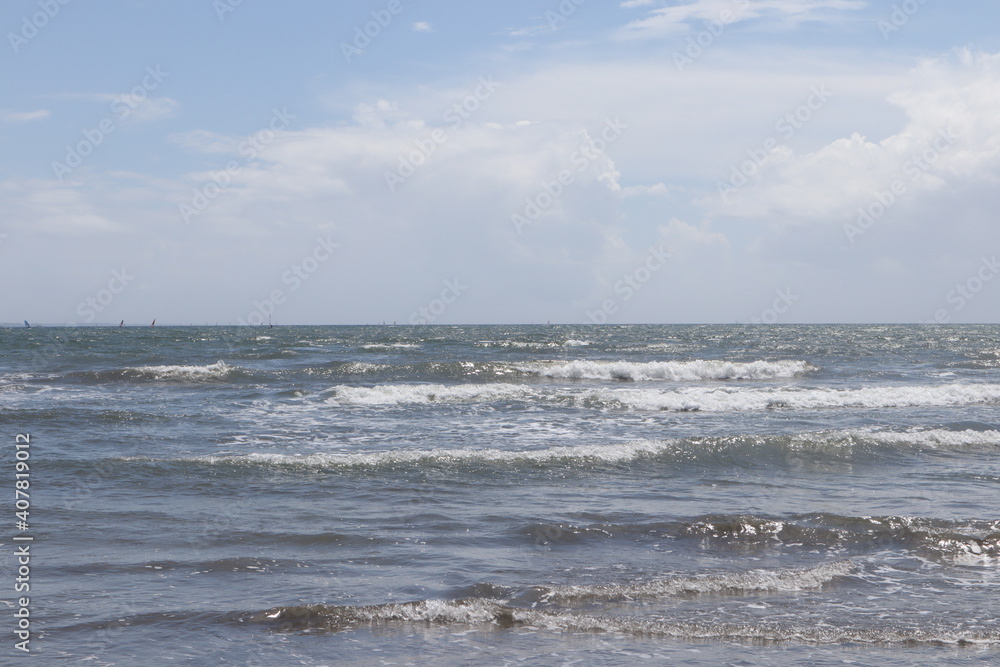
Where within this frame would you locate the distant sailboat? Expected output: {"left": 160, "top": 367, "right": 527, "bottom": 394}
{"left": 23, "top": 320, "right": 30, "bottom": 328}
{"left": 120, "top": 320, "right": 124, "bottom": 328}
{"left": 151, "top": 319, "right": 156, "bottom": 327}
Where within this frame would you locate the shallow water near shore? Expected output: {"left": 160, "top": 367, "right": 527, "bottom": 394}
{"left": 3, "top": 324, "right": 999, "bottom": 665}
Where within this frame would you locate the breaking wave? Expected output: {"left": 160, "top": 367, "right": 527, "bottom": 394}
{"left": 530, "top": 560, "right": 852, "bottom": 604}
{"left": 318, "top": 381, "right": 1000, "bottom": 411}
{"left": 244, "top": 593, "right": 1000, "bottom": 645}
{"left": 323, "top": 382, "right": 535, "bottom": 406}
{"left": 162, "top": 427, "right": 1000, "bottom": 472}
{"left": 130, "top": 361, "right": 239, "bottom": 381}
{"left": 62, "top": 361, "right": 245, "bottom": 383}
{"left": 516, "top": 359, "right": 814, "bottom": 382}
{"left": 602, "top": 383, "right": 1000, "bottom": 412}
{"left": 475, "top": 339, "right": 593, "bottom": 349}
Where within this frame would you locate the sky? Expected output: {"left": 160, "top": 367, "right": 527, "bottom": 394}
{"left": 2, "top": 0, "right": 1000, "bottom": 325}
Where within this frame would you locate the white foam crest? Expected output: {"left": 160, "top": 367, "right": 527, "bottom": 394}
{"left": 199, "top": 439, "right": 677, "bottom": 468}
{"left": 475, "top": 340, "right": 586, "bottom": 349}
{"left": 131, "top": 361, "right": 235, "bottom": 380}
{"left": 543, "top": 615, "right": 1000, "bottom": 645}
{"left": 540, "top": 561, "right": 853, "bottom": 604}
{"left": 265, "top": 591, "right": 1000, "bottom": 645}
{"left": 130, "top": 426, "right": 1000, "bottom": 480}
{"left": 359, "top": 343, "right": 420, "bottom": 350}
{"left": 333, "top": 362, "right": 387, "bottom": 374}
{"left": 284, "top": 380, "right": 1000, "bottom": 412}
{"left": 350, "top": 599, "right": 505, "bottom": 625}
{"left": 604, "top": 382, "right": 1000, "bottom": 412}
{"left": 518, "top": 359, "right": 813, "bottom": 382}
{"left": 826, "top": 427, "right": 1000, "bottom": 449}
{"left": 934, "top": 536, "right": 1000, "bottom": 566}
{"left": 476, "top": 340, "right": 536, "bottom": 349}
{"left": 323, "top": 382, "right": 535, "bottom": 406}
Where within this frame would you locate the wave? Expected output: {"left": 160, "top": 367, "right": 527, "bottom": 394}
{"left": 130, "top": 361, "right": 239, "bottom": 381}
{"left": 646, "top": 513, "right": 1000, "bottom": 565}
{"left": 55, "top": 599, "right": 1000, "bottom": 647}
{"left": 62, "top": 361, "right": 244, "bottom": 383}
{"left": 318, "top": 361, "right": 391, "bottom": 376}
{"left": 149, "top": 427, "right": 1000, "bottom": 473}
{"left": 518, "top": 512, "right": 1000, "bottom": 566}
{"left": 474, "top": 339, "right": 593, "bottom": 349}
{"left": 58, "top": 556, "right": 300, "bottom": 576}
{"left": 529, "top": 560, "right": 852, "bottom": 604}
{"left": 193, "top": 440, "right": 677, "bottom": 469}
{"left": 243, "top": 595, "right": 1000, "bottom": 645}
{"left": 313, "top": 361, "right": 526, "bottom": 383}
{"left": 515, "top": 359, "right": 814, "bottom": 382}
{"left": 317, "top": 380, "right": 1000, "bottom": 412}
{"left": 602, "top": 383, "right": 1000, "bottom": 412}
{"left": 851, "top": 427, "right": 1000, "bottom": 449}
{"left": 322, "top": 382, "right": 535, "bottom": 406}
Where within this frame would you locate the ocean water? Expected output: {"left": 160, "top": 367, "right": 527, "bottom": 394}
{"left": 2, "top": 324, "right": 1000, "bottom": 665}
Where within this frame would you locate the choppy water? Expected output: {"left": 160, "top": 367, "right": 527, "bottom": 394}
{"left": 2, "top": 324, "right": 999, "bottom": 665}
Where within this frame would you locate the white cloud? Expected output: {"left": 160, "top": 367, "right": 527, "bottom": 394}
{"left": 54, "top": 92, "right": 179, "bottom": 123}
{"left": 1, "top": 50, "right": 906, "bottom": 322}
{"left": 168, "top": 129, "right": 238, "bottom": 154}
{"left": 0, "top": 179, "right": 125, "bottom": 234}
{"left": 413, "top": 21, "right": 433, "bottom": 32}
{"left": 1, "top": 109, "right": 50, "bottom": 123}
{"left": 351, "top": 99, "right": 423, "bottom": 129}
{"left": 616, "top": 0, "right": 866, "bottom": 40}
{"left": 622, "top": 182, "right": 673, "bottom": 197}
{"left": 155, "top": 109, "right": 637, "bottom": 322}
{"left": 118, "top": 96, "right": 180, "bottom": 123}
{"left": 712, "top": 51, "right": 1000, "bottom": 222}
{"left": 8, "top": 42, "right": 1000, "bottom": 323}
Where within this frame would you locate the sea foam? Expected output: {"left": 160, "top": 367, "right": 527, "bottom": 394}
{"left": 516, "top": 359, "right": 813, "bottom": 381}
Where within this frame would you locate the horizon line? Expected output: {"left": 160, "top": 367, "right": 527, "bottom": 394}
{"left": 4, "top": 322, "right": 1000, "bottom": 328}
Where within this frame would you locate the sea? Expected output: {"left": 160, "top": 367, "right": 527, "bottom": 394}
{"left": 2, "top": 324, "right": 999, "bottom": 665}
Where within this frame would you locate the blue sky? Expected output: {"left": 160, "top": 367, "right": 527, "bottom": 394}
{"left": 3, "top": 0, "right": 1000, "bottom": 325}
